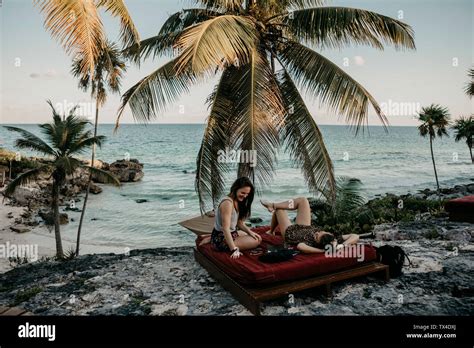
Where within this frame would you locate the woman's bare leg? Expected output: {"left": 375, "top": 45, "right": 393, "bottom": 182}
{"left": 234, "top": 231, "right": 262, "bottom": 250}
{"left": 268, "top": 212, "right": 278, "bottom": 235}
{"left": 275, "top": 210, "right": 292, "bottom": 239}
{"left": 263, "top": 197, "right": 311, "bottom": 226}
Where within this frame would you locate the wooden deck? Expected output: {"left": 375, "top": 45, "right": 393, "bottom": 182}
{"left": 0, "top": 305, "right": 33, "bottom": 316}
{"left": 195, "top": 248, "right": 390, "bottom": 315}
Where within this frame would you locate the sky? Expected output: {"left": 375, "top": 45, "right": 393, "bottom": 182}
{"left": 0, "top": 0, "right": 473, "bottom": 126}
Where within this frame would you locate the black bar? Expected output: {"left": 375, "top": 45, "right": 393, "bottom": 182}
{"left": 0, "top": 316, "right": 471, "bottom": 346}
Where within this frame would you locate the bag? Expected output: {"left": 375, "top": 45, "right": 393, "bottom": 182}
{"left": 375, "top": 245, "right": 411, "bottom": 277}
{"left": 258, "top": 249, "right": 299, "bottom": 263}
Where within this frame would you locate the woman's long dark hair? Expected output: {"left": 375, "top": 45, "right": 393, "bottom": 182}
{"left": 229, "top": 177, "right": 254, "bottom": 221}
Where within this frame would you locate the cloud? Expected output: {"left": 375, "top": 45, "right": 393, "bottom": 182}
{"left": 29, "top": 69, "right": 63, "bottom": 79}
{"left": 354, "top": 56, "right": 365, "bottom": 66}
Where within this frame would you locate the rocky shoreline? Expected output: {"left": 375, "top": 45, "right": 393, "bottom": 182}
{"left": 0, "top": 183, "right": 473, "bottom": 316}
{"left": 1, "top": 155, "right": 144, "bottom": 235}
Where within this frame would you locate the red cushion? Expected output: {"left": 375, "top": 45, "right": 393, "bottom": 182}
{"left": 445, "top": 195, "right": 474, "bottom": 222}
{"left": 196, "top": 226, "right": 377, "bottom": 285}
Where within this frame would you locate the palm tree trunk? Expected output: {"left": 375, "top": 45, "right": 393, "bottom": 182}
{"left": 469, "top": 144, "right": 473, "bottom": 164}
{"left": 52, "top": 179, "right": 64, "bottom": 259}
{"left": 430, "top": 136, "right": 440, "bottom": 192}
{"left": 76, "top": 100, "right": 100, "bottom": 256}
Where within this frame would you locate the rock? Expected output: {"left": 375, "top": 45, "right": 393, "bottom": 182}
{"left": 466, "top": 184, "right": 474, "bottom": 194}
{"left": 249, "top": 217, "right": 263, "bottom": 223}
{"left": 94, "top": 159, "right": 144, "bottom": 183}
{"left": 7, "top": 212, "right": 13, "bottom": 218}
{"left": 10, "top": 225, "right": 31, "bottom": 233}
{"left": 89, "top": 184, "right": 102, "bottom": 194}
{"left": 38, "top": 209, "right": 69, "bottom": 225}
{"left": 10, "top": 187, "right": 40, "bottom": 205}
{"left": 135, "top": 199, "right": 148, "bottom": 204}
{"left": 81, "top": 159, "right": 107, "bottom": 169}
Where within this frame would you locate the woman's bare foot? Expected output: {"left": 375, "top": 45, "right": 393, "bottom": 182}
{"left": 260, "top": 200, "right": 275, "bottom": 213}
{"left": 198, "top": 235, "right": 211, "bottom": 246}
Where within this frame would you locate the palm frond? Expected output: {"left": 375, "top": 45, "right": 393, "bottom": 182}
{"left": 277, "top": 7, "right": 415, "bottom": 50}
{"left": 452, "top": 116, "right": 474, "bottom": 144}
{"left": 192, "top": 0, "right": 243, "bottom": 12}
{"left": 96, "top": 0, "right": 140, "bottom": 48}
{"left": 123, "top": 8, "right": 220, "bottom": 64}
{"left": 84, "top": 166, "right": 121, "bottom": 186}
{"left": 174, "top": 15, "right": 258, "bottom": 74}
{"left": 232, "top": 48, "right": 286, "bottom": 191}
{"left": 276, "top": 40, "right": 388, "bottom": 132}
{"left": 3, "top": 126, "right": 57, "bottom": 157}
{"left": 195, "top": 67, "right": 240, "bottom": 214}
{"left": 54, "top": 156, "right": 84, "bottom": 175}
{"left": 333, "top": 177, "right": 365, "bottom": 222}
{"left": 115, "top": 56, "right": 198, "bottom": 132}
{"left": 34, "top": 0, "right": 105, "bottom": 77}
{"left": 276, "top": 69, "right": 336, "bottom": 202}
{"left": 466, "top": 68, "right": 474, "bottom": 97}
{"left": 3, "top": 165, "right": 51, "bottom": 197}
{"left": 68, "top": 135, "right": 106, "bottom": 156}
{"left": 417, "top": 104, "right": 450, "bottom": 139}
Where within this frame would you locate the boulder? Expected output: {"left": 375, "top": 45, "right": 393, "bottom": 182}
{"left": 10, "top": 225, "right": 31, "bottom": 233}
{"left": 93, "top": 159, "right": 144, "bottom": 183}
{"left": 89, "top": 183, "right": 102, "bottom": 194}
{"left": 39, "top": 209, "right": 69, "bottom": 225}
{"left": 9, "top": 187, "right": 40, "bottom": 205}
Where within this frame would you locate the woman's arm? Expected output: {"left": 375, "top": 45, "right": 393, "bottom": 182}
{"left": 341, "top": 234, "right": 360, "bottom": 245}
{"left": 296, "top": 242, "right": 325, "bottom": 254}
{"left": 237, "top": 220, "right": 262, "bottom": 241}
{"left": 220, "top": 201, "right": 237, "bottom": 251}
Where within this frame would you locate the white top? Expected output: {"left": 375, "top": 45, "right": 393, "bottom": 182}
{"left": 214, "top": 197, "right": 238, "bottom": 232}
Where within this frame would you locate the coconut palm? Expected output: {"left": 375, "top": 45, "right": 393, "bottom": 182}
{"left": 452, "top": 116, "right": 474, "bottom": 163}
{"left": 34, "top": 0, "right": 139, "bottom": 77}
{"left": 466, "top": 68, "right": 474, "bottom": 97}
{"left": 71, "top": 41, "right": 126, "bottom": 256}
{"left": 417, "top": 104, "right": 451, "bottom": 192}
{"left": 3, "top": 101, "right": 120, "bottom": 259}
{"left": 116, "top": 0, "right": 415, "bottom": 213}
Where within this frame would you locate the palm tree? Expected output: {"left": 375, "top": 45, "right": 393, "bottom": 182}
{"left": 417, "top": 104, "right": 450, "bottom": 192}
{"left": 71, "top": 41, "right": 126, "bottom": 256}
{"left": 452, "top": 116, "right": 474, "bottom": 163}
{"left": 115, "top": 0, "right": 415, "bottom": 213}
{"left": 3, "top": 101, "right": 120, "bottom": 259}
{"left": 34, "top": 0, "right": 139, "bottom": 77}
{"left": 466, "top": 68, "right": 474, "bottom": 98}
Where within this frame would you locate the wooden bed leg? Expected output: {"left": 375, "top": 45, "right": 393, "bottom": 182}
{"left": 324, "top": 283, "right": 332, "bottom": 297}
{"left": 248, "top": 299, "right": 261, "bottom": 316}
{"left": 383, "top": 267, "right": 390, "bottom": 281}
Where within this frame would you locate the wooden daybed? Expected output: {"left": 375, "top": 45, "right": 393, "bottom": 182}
{"left": 180, "top": 217, "right": 389, "bottom": 316}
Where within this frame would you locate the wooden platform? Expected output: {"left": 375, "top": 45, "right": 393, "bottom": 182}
{"left": 0, "top": 305, "right": 33, "bottom": 316}
{"left": 195, "top": 248, "right": 390, "bottom": 315}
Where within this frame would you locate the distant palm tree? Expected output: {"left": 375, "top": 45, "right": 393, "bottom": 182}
{"left": 115, "top": 0, "right": 415, "bottom": 213}
{"left": 452, "top": 116, "right": 474, "bottom": 163}
{"left": 466, "top": 68, "right": 474, "bottom": 98}
{"left": 34, "top": 0, "right": 139, "bottom": 77}
{"left": 71, "top": 41, "right": 126, "bottom": 256}
{"left": 3, "top": 101, "right": 120, "bottom": 259}
{"left": 417, "top": 104, "right": 451, "bottom": 192}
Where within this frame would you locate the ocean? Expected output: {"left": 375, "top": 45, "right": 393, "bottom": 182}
{"left": 0, "top": 124, "right": 472, "bottom": 249}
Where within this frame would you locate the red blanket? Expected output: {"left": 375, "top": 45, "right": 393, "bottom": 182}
{"left": 196, "top": 226, "right": 377, "bottom": 285}
{"left": 445, "top": 195, "right": 474, "bottom": 222}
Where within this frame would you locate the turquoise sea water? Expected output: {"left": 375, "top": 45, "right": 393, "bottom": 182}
{"left": 0, "top": 124, "right": 472, "bottom": 248}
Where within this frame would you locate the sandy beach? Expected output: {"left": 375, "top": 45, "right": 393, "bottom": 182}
{"left": 0, "top": 195, "right": 127, "bottom": 274}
